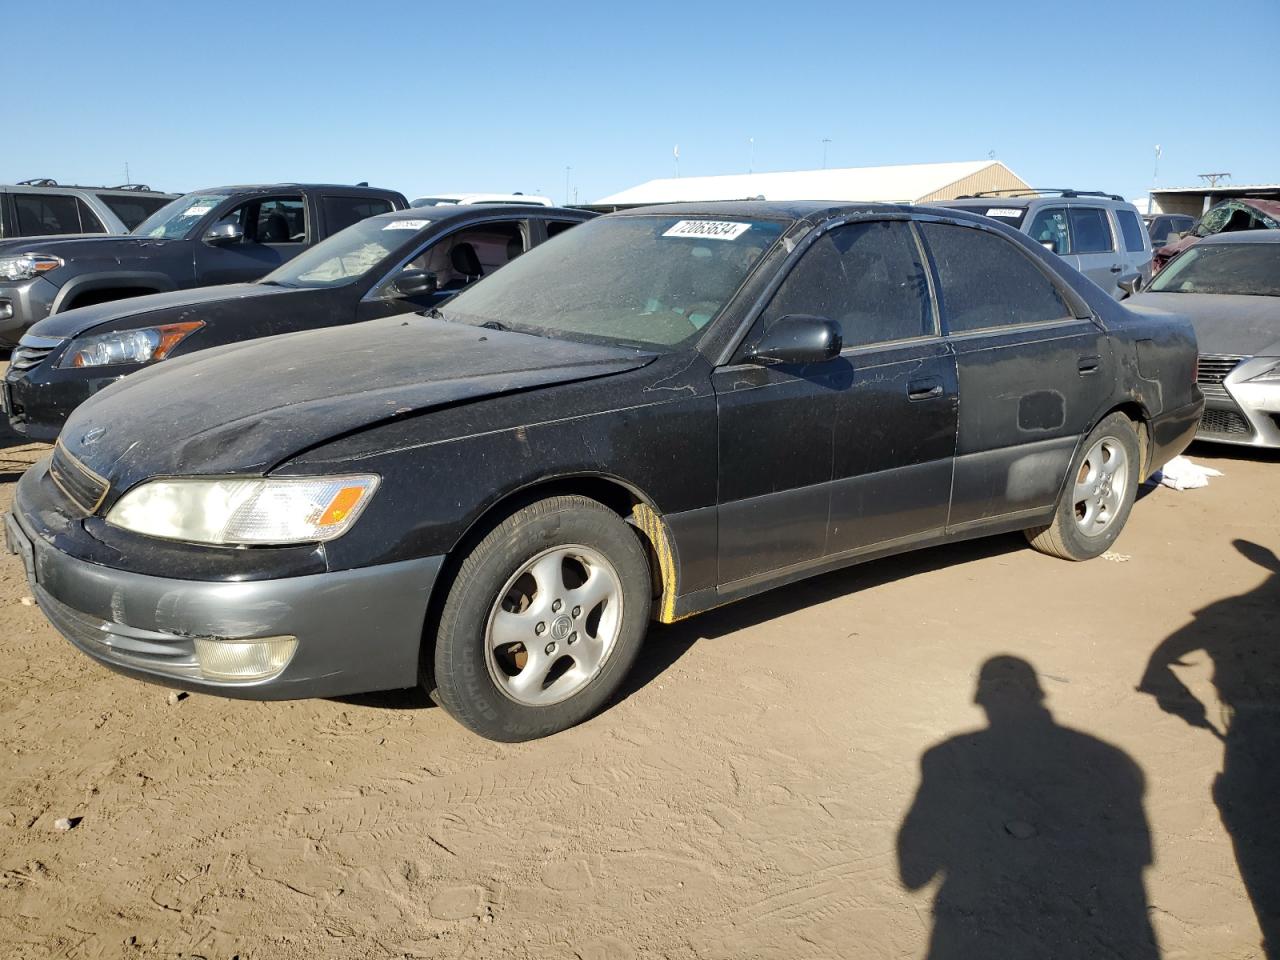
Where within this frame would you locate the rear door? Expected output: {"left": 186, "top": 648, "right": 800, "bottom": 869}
{"left": 1067, "top": 204, "right": 1124, "bottom": 294}
{"left": 918, "top": 219, "right": 1111, "bottom": 531}
{"left": 1113, "top": 207, "right": 1153, "bottom": 285}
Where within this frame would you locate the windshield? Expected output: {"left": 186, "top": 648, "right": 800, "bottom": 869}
{"left": 441, "top": 215, "right": 786, "bottom": 350}
{"left": 261, "top": 215, "right": 426, "bottom": 288}
{"left": 1150, "top": 243, "right": 1280, "bottom": 297}
{"left": 132, "top": 193, "right": 230, "bottom": 239}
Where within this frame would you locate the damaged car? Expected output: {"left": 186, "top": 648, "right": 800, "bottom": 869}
{"left": 1130, "top": 232, "right": 1280, "bottom": 446}
{"left": 6, "top": 202, "right": 1203, "bottom": 741}
{"left": 1153, "top": 198, "right": 1280, "bottom": 271}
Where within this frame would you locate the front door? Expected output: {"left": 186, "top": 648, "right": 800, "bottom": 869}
{"left": 194, "top": 194, "right": 308, "bottom": 286}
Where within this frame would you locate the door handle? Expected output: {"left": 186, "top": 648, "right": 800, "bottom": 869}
{"left": 907, "top": 377, "right": 944, "bottom": 401}
{"left": 1077, "top": 355, "right": 1101, "bottom": 375}
{"left": 1109, "top": 264, "right": 1124, "bottom": 273}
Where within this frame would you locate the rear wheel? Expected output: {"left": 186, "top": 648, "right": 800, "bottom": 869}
{"left": 1025, "top": 413, "right": 1140, "bottom": 561}
{"left": 432, "top": 495, "right": 651, "bottom": 741}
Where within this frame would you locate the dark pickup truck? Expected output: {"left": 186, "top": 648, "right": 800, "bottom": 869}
{"left": 0, "top": 183, "right": 406, "bottom": 345}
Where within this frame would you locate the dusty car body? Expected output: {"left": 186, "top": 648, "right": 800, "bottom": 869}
{"left": 2, "top": 204, "right": 593, "bottom": 441}
{"left": 1153, "top": 198, "right": 1280, "bottom": 271}
{"left": 6, "top": 201, "right": 1203, "bottom": 741}
{"left": 1131, "top": 232, "right": 1280, "bottom": 446}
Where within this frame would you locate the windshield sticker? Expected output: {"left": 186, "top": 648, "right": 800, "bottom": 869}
{"left": 985, "top": 208, "right": 1022, "bottom": 218}
{"left": 183, "top": 205, "right": 214, "bottom": 218}
{"left": 662, "top": 220, "right": 752, "bottom": 241}
{"left": 383, "top": 219, "right": 430, "bottom": 231}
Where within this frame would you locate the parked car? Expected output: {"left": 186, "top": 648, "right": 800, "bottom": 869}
{"left": 2, "top": 204, "right": 593, "bottom": 440}
{"left": 939, "top": 190, "right": 1153, "bottom": 298}
{"left": 5, "top": 201, "right": 1203, "bottom": 740}
{"left": 411, "top": 193, "right": 555, "bottom": 208}
{"left": 1152, "top": 198, "right": 1280, "bottom": 271}
{"left": 0, "top": 183, "right": 407, "bottom": 346}
{"left": 1129, "top": 232, "right": 1280, "bottom": 447}
{"left": 1, "top": 180, "right": 176, "bottom": 241}
{"left": 1144, "top": 213, "right": 1195, "bottom": 250}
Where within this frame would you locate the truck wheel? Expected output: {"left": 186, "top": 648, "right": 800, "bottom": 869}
{"left": 432, "top": 495, "right": 651, "bottom": 741}
{"left": 1025, "top": 413, "right": 1140, "bottom": 561}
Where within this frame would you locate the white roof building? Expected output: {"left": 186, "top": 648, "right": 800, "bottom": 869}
{"left": 592, "top": 160, "right": 1030, "bottom": 208}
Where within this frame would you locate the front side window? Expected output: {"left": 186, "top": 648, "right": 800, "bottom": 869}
{"left": 1027, "top": 207, "right": 1070, "bottom": 255}
{"left": 1149, "top": 242, "right": 1280, "bottom": 297}
{"left": 921, "top": 222, "right": 1072, "bottom": 333}
{"left": 134, "top": 193, "right": 231, "bottom": 239}
{"left": 1068, "top": 208, "right": 1113, "bottom": 254}
{"left": 761, "top": 220, "right": 934, "bottom": 348}
{"left": 323, "top": 196, "right": 394, "bottom": 233}
{"left": 1115, "top": 209, "right": 1147, "bottom": 253}
{"left": 398, "top": 221, "right": 526, "bottom": 294}
{"left": 443, "top": 215, "right": 786, "bottom": 350}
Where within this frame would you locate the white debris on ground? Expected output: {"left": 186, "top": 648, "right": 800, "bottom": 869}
{"left": 1152, "top": 456, "right": 1224, "bottom": 491}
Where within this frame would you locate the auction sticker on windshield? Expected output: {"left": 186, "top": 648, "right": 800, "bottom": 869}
{"left": 662, "top": 220, "right": 752, "bottom": 241}
{"left": 383, "top": 220, "right": 431, "bottom": 231}
{"left": 985, "top": 208, "right": 1022, "bottom": 218}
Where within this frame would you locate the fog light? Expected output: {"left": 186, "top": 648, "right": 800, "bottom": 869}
{"left": 193, "top": 635, "right": 297, "bottom": 681}
{"left": 0, "top": 301, "right": 12, "bottom": 321}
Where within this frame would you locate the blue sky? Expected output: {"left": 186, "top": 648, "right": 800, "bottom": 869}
{"left": 6, "top": 0, "right": 1278, "bottom": 205}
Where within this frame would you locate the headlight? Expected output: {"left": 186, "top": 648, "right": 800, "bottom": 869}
{"left": 106, "top": 475, "right": 380, "bottom": 545}
{"left": 0, "top": 254, "right": 63, "bottom": 282}
{"left": 59, "top": 321, "right": 204, "bottom": 368}
{"left": 1245, "top": 359, "right": 1280, "bottom": 383}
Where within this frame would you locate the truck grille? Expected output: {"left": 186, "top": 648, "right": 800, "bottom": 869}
{"left": 48, "top": 442, "right": 110, "bottom": 514}
{"left": 1197, "top": 354, "right": 1244, "bottom": 401}
{"left": 1199, "top": 408, "right": 1253, "bottom": 438}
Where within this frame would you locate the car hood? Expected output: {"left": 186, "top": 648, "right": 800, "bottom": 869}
{"left": 28, "top": 283, "right": 289, "bottom": 339}
{"left": 60, "top": 314, "right": 656, "bottom": 495}
{"left": 0, "top": 235, "right": 185, "bottom": 280}
{"left": 1127, "top": 291, "right": 1280, "bottom": 356}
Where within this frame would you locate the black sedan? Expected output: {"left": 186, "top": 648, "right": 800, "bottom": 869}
{"left": 2, "top": 203, "right": 593, "bottom": 440}
{"left": 6, "top": 201, "right": 1204, "bottom": 741}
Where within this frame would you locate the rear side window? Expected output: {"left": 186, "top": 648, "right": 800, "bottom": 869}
{"left": 323, "top": 196, "right": 394, "bottom": 233}
{"left": 1115, "top": 209, "right": 1146, "bottom": 253}
{"left": 921, "top": 223, "right": 1072, "bottom": 333}
{"left": 762, "top": 220, "right": 934, "bottom": 348}
{"left": 1069, "top": 208, "right": 1113, "bottom": 253}
{"left": 96, "top": 193, "right": 170, "bottom": 231}
{"left": 1026, "top": 207, "right": 1070, "bottom": 255}
{"left": 13, "top": 193, "right": 105, "bottom": 235}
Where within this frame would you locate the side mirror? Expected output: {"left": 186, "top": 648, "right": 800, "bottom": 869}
{"left": 1117, "top": 274, "right": 1142, "bottom": 298}
{"left": 392, "top": 269, "right": 438, "bottom": 298}
{"left": 203, "top": 222, "right": 244, "bottom": 245}
{"left": 747, "top": 315, "right": 842, "bottom": 365}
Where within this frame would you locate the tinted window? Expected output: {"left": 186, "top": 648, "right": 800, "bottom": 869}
{"left": 1026, "top": 207, "right": 1070, "bottom": 255}
{"left": 14, "top": 193, "right": 92, "bottom": 235}
{"left": 96, "top": 193, "right": 170, "bottom": 230}
{"left": 323, "top": 196, "right": 394, "bottom": 233}
{"left": 546, "top": 220, "right": 577, "bottom": 238}
{"left": 75, "top": 199, "right": 105, "bottom": 233}
{"left": 1068, "top": 208, "right": 1113, "bottom": 254}
{"left": 1115, "top": 209, "right": 1146, "bottom": 253}
{"left": 921, "top": 223, "right": 1072, "bottom": 333}
{"left": 761, "top": 220, "right": 933, "bottom": 348}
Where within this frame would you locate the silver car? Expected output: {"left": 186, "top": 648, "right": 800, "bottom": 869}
{"left": 1128, "top": 232, "right": 1280, "bottom": 447}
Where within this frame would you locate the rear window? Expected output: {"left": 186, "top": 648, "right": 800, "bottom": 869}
{"left": 323, "top": 196, "right": 395, "bottom": 233}
{"left": 1115, "top": 209, "right": 1147, "bottom": 253}
{"left": 943, "top": 204, "right": 1026, "bottom": 228}
{"left": 96, "top": 193, "right": 171, "bottom": 231}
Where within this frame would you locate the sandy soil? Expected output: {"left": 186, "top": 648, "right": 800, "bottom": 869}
{"left": 0, "top": 419, "right": 1276, "bottom": 959}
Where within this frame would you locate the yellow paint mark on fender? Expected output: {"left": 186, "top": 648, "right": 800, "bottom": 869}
{"left": 630, "top": 503, "right": 679, "bottom": 623}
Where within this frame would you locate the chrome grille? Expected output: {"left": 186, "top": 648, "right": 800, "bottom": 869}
{"left": 1197, "top": 354, "right": 1245, "bottom": 401}
{"left": 10, "top": 345, "right": 55, "bottom": 372}
{"left": 48, "top": 442, "right": 109, "bottom": 515}
{"left": 1199, "top": 408, "right": 1253, "bottom": 438}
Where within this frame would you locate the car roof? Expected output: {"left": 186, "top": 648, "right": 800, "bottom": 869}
{"left": 366, "top": 203, "right": 591, "bottom": 223}
{"left": 1, "top": 183, "right": 174, "bottom": 197}
{"left": 613, "top": 199, "right": 924, "bottom": 223}
{"left": 1197, "top": 230, "right": 1280, "bottom": 245}
{"left": 189, "top": 183, "right": 401, "bottom": 195}
{"left": 943, "top": 195, "right": 1134, "bottom": 209}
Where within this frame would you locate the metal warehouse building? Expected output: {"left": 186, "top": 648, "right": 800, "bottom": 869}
{"left": 590, "top": 159, "right": 1030, "bottom": 209}
{"left": 1150, "top": 183, "right": 1280, "bottom": 217}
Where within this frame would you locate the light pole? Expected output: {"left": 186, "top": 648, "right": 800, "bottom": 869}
{"left": 564, "top": 166, "right": 572, "bottom": 206}
{"left": 748, "top": 137, "right": 755, "bottom": 174}
{"left": 822, "top": 138, "right": 832, "bottom": 169}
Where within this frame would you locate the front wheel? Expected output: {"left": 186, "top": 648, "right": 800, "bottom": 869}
{"left": 1025, "top": 412, "right": 1141, "bottom": 561}
{"left": 432, "top": 495, "right": 652, "bottom": 741}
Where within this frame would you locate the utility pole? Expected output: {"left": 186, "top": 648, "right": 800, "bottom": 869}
{"left": 124, "top": 161, "right": 130, "bottom": 185}
{"left": 1152, "top": 145, "right": 1161, "bottom": 186}
{"left": 821, "top": 138, "right": 832, "bottom": 169}
{"left": 1197, "top": 172, "right": 1231, "bottom": 187}
{"left": 673, "top": 144, "right": 680, "bottom": 178}
{"left": 748, "top": 137, "right": 754, "bottom": 174}
{"left": 564, "top": 166, "right": 572, "bottom": 205}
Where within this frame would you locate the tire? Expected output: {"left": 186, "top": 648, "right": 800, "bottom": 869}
{"left": 1025, "top": 413, "right": 1141, "bottom": 561}
{"left": 432, "top": 495, "right": 652, "bottom": 741}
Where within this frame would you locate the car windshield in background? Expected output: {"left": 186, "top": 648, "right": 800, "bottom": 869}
{"left": 442, "top": 215, "right": 786, "bottom": 350}
{"left": 1150, "top": 243, "right": 1280, "bottom": 297}
{"left": 132, "top": 194, "right": 230, "bottom": 239}
{"left": 262, "top": 215, "right": 421, "bottom": 288}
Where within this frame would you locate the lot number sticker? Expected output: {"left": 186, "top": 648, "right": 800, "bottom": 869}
{"left": 383, "top": 219, "right": 431, "bottom": 231}
{"left": 662, "top": 220, "right": 751, "bottom": 241}
{"left": 985, "top": 208, "right": 1023, "bottom": 218}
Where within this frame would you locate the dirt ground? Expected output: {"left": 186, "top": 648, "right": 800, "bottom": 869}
{"left": 0, "top": 417, "right": 1276, "bottom": 959}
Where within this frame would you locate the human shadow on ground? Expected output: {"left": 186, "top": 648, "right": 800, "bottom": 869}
{"left": 897, "top": 655, "right": 1159, "bottom": 960}
{"left": 1139, "top": 538, "right": 1280, "bottom": 958}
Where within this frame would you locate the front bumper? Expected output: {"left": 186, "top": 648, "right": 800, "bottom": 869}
{"left": 4, "top": 335, "right": 121, "bottom": 442}
{"left": 0, "top": 277, "right": 59, "bottom": 344}
{"left": 5, "top": 506, "right": 443, "bottom": 700}
{"left": 1195, "top": 356, "right": 1280, "bottom": 448}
